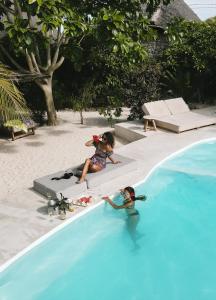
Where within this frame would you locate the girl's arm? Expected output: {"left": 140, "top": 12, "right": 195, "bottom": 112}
{"left": 108, "top": 156, "right": 121, "bottom": 164}
{"left": 103, "top": 196, "right": 128, "bottom": 209}
{"left": 85, "top": 135, "right": 102, "bottom": 147}
{"left": 106, "top": 146, "right": 121, "bottom": 164}
{"left": 85, "top": 140, "right": 95, "bottom": 147}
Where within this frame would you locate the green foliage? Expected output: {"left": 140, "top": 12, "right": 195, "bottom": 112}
{"left": 162, "top": 18, "right": 216, "bottom": 103}
{"left": 124, "top": 60, "right": 162, "bottom": 119}
{"left": 3, "top": 0, "right": 85, "bottom": 52}
{"left": 165, "top": 18, "right": 216, "bottom": 71}
{"left": 71, "top": 80, "right": 96, "bottom": 124}
{"left": 4, "top": 119, "right": 28, "bottom": 132}
{"left": 0, "top": 63, "right": 30, "bottom": 122}
{"left": 20, "top": 82, "right": 47, "bottom": 124}
{"left": 0, "top": 0, "right": 173, "bottom": 124}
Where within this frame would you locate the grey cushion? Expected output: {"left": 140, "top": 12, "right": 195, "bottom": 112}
{"left": 33, "top": 169, "right": 87, "bottom": 199}
{"left": 33, "top": 154, "right": 137, "bottom": 199}
{"left": 85, "top": 154, "right": 137, "bottom": 188}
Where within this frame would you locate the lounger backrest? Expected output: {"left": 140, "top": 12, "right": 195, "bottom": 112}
{"left": 142, "top": 100, "right": 171, "bottom": 116}
{"left": 164, "top": 98, "right": 190, "bottom": 115}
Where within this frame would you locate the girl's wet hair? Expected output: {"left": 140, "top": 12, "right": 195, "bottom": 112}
{"left": 124, "top": 186, "right": 146, "bottom": 201}
{"left": 102, "top": 131, "right": 115, "bottom": 148}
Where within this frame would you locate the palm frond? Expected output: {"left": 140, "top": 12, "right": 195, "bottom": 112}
{"left": 0, "top": 63, "right": 30, "bottom": 122}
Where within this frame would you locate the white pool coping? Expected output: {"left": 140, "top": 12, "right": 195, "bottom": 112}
{"left": 133, "top": 137, "right": 216, "bottom": 188}
{"left": 1, "top": 137, "right": 215, "bottom": 273}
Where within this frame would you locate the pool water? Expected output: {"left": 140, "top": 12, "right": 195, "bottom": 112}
{"left": 1, "top": 140, "right": 216, "bottom": 300}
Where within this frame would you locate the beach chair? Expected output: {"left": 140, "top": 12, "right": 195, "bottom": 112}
{"left": 3, "top": 117, "right": 36, "bottom": 141}
{"left": 142, "top": 98, "right": 216, "bottom": 133}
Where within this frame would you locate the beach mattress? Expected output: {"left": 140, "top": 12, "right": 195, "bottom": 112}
{"left": 33, "top": 154, "right": 137, "bottom": 198}
{"left": 33, "top": 169, "right": 87, "bottom": 199}
{"left": 85, "top": 154, "right": 137, "bottom": 188}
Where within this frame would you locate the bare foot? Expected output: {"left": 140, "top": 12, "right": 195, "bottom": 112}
{"left": 76, "top": 178, "right": 85, "bottom": 184}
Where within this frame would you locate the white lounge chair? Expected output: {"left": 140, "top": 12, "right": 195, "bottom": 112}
{"left": 142, "top": 97, "right": 216, "bottom": 133}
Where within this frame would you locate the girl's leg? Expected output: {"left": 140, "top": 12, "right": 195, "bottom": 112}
{"left": 126, "top": 215, "right": 140, "bottom": 248}
{"left": 89, "top": 164, "right": 103, "bottom": 173}
{"left": 77, "top": 160, "right": 103, "bottom": 183}
{"left": 77, "top": 158, "right": 91, "bottom": 183}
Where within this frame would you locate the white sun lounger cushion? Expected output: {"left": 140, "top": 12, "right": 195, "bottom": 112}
{"left": 153, "top": 111, "right": 216, "bottom": 133}
{"left": 164, "top": 98, "right": 190, "bottom": 115}
{"left": 142, "top": 100, "right": 171, "bottom": 117}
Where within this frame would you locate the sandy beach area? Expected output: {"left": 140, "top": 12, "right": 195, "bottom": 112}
{"left": 0, "top": 110, "right": 128, "bottom": 264}
{"left": 1, "top": 106, "right": 215, "bottom": 266}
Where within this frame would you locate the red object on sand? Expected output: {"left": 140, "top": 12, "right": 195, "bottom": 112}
{"left": 79, "top": 196, "right": 92, "bottom": 204}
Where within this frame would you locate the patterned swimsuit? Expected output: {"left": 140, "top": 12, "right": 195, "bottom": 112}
{"left": 90, "top": 142, "right": 113, "bottom": 169}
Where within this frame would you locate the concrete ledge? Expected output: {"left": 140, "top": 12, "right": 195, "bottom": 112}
{"left": 33, "top": 170, "right": 87, "bottom": 199}
{"left": 115, "top": 121, "right": 145, "bottom": 142}
{"left": 33, "top": 154, "right": 137, "bottom": 198}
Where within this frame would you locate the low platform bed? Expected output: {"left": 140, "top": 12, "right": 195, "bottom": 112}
{"left": 33, "top": 154, "right": 137, "bottom": 199}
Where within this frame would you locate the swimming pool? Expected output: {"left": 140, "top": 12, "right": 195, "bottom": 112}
{"left": 1, "top": 139, "right": 216, "bottom": 300}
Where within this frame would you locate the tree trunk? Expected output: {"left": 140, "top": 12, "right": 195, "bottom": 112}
{"left": 37, "top": 77, "right": 57, "bottom": 125}
{"left": 80, "top": 110, "right": 84, "bottom": 124}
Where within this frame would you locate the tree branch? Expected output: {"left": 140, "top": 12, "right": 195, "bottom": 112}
{"left": 25, "top": 49, "right": 34, "bottom": 73}
{"left": 51, "top": 33, "right": 65, "bottom": 68}
{"left": 35, "top": 45, "right": 42, "bottom": 66}
{"left": 26, "top": 9, "right": 34, "bottom": 28}
{"left": 53, "top": 56, "right": 65, "bottom": 71}
{"left": 47, "top": 40, "right": 51, "bottom": 67}
{"left": 0, "top": 45, "right": 28, "bottom": 73}
{"left": 30, "top": 52, "right": 41, "bottom": 73}
{"left": 14, "top": 0, "right": 23, "bottom": 18}
{"left": 57, "top": 27, "right": 61, "bottom": 43}
{"left": 51, "top": 44, "right": 60, "bottom": 68}
{"left": 0, "top": 3, "right": 15, "bottom": 15}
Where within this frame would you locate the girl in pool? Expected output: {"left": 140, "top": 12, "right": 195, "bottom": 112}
{"left": 103, "top": 187, "right": 146, "bottom": 246}
{"left": 76, "top": 131, "right": 120, "bottom": 183}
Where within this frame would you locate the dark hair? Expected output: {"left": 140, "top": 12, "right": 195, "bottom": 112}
{"left": 103, "top": 131, "right": 115, "bottom": 148}
{"left": 124, "top": 186, "right": 147, "bottom": 202}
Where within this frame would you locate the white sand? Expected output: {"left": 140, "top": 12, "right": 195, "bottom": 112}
{"left": 0, "top": 110, "right": 128, "bottom": 264}
{"left": 1, "top": 107, "right": 215, "bottom": 266}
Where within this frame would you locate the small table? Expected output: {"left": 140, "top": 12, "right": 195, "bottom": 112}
{"left": 144, "top": 116, "right": 157, "bottom": 132}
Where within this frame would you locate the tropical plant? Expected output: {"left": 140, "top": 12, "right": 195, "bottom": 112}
{"left": 0, "top": 0, "right": 172, "bottom": 125}
{"left": 71, "top": 80, "right": 96, "bottom": 124}
{"left": 162, "top": 18, "right": 216, "bottom": 103}
{"left": 0, "top": 63, "right": 29, "bottom": 123}
{"left": 0, "top": 0, "right": 87, "bottom": 125}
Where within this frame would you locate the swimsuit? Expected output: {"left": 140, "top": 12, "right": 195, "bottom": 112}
{"left": 128, "top": 211, "right": 139, "bottom": 216}
{"left": 90, "top": 142, "right": 113, "bottom": 169}
{"left": 124, "top": 200, "right": 139, "bottom": 216}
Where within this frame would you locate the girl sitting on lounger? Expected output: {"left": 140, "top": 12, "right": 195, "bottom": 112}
{"left": 76, "top": 131, "right": 120, "bottom": 183}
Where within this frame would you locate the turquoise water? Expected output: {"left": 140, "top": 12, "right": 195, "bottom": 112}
{"left": 1, "top": 140, "right": 216, "bottom": 300}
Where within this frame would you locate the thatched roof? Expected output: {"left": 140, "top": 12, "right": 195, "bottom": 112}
{"left": 143, "top": 0, "right": 200, "bottom": 28}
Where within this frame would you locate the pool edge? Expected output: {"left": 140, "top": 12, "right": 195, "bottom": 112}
{"left": 1, "top": 137, "right": 215, "bottom": 273}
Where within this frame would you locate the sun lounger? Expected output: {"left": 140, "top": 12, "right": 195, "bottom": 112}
{"left": 33, "top": 154, "right": 137, "bottom": 199}
{"left": 142, "top": 98, "right": 216, "bottom": 133}
{"left": 33, "top": 169, "right": 87, "bottom": 199}
{"left": 3, "top": 118, "right": 36, "bottom": 141}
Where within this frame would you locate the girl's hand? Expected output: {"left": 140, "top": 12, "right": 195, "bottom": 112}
{"left": 102, "top": 196, "right": 110, "bottom": 201}
{"left": 93, "top": 135, "right": 100, "bottom": 143}
{"left": 113, "top": 160, "right": 121, "bottom": 164}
